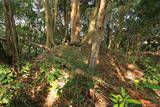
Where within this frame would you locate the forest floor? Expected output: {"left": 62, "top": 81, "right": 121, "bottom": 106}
{"left": 0, "top": 45, "right": 160, "bottom": 107}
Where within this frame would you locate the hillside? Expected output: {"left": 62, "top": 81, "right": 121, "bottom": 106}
{"left": 1, "top": 46, "right": 159, "bottom": 107}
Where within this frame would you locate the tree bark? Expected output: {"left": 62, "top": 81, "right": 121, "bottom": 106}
{"left": 89, "top": 0, "right": 109, "bottom": 68}
{"left": 53, "top": 0, "right": 58, "bottom": 38}
{"left": 82, "top": 0, "right": 101, "bottom": 44}
{"left": 0, "top": 42, "right": 7, "bottom": 63}
{"left": 3, "top": 0, "right": 19, "bottom": 64}
{"left": 42, "top": 0, "right": 58, "bottom": 47}
{"left": 71, "top": 0, "right": 80, "bottom": 43}
{"left": 63, "top": 0, "right": 70, "bottom": 43}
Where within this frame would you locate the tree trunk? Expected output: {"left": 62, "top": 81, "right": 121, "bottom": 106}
{"left": 108, "top": 36, "right": 112, "bottom": 49}
{"left": 106, "top": 23, "right": 112, "bottom": 49}
{"left": 89, "top": 0, "right": 109, "bottom": 68}
{"left": 71, "top": 0, "right": 80, "bottom": 43}
{"left": 82, "top": 0, "right": 101, "bottom": 44}
{"left": 42, "top": 0, "right": 58, "bottom": 47}
{"left": 3, "top": 0, "right": 19, "bottom": 64}
{"left": 53, "top": 0, "right": 58, "bottom": 38}
{"left": 0, "top": 42, "right": 7, "bottom": 63}
{"left": 63, "top": 0, "right": 70, "bottom": 43}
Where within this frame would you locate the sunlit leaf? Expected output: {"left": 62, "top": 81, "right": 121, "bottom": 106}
{"left": 120, "top": 102, "right": 125, "bottom": 107}
{"left": 121, "top": 88, "right": 126, "bottom": 97}
{"left": 0, "top": 73, "right": 6, "bottom": 81}
{"left": 110, "top": 98, "right": 118, "bottom": 103}
{"left": 113, "top": 104, "right": 119, "bottom": 107}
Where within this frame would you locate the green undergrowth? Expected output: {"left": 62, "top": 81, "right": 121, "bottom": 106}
{"left": 0, "top": 64, "right": 31, "bottom": 107}
{"left": 1, "top": 46, "right": 159, "bottom": 106}
{"left": 140, "top": 57, "right": 160, "bottom": 92}
{"left": 107, "top": 51, "right": 160, "bottom": 105}
{"left": 0, "top": 45, "right": 102, "bottom": 106}
{"left": 110, "top": 88, "right": 142, "bottom": 107}
{"left": 131, "top": 55, "right": 160, "bottom": 103}
{"left": 38, "top": 46, "right": 103, "bottom": 106}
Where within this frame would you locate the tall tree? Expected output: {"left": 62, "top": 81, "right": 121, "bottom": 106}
{"left": 89, "top": 0, "right": 109, "bottom": 67}
{"left": 62, "top": 0, "right": 70, "bottom": 43}
{"left": 0, "top": 42, "right": 7, "bottom": 63}
{"left": 71, "top": 0, "right": 80, "bottom": 43}
{"left": 42, "top": 0, "right": 58, "bottom": 47}
{"left": 82, "top": 0, "right": 101, "bottom": 44}
{"left": 3, "top": 0, "right": 19, "bottom": 63}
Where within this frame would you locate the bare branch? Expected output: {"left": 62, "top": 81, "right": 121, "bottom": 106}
{"left": 0, "top": 37, "right": 7, "bottom": 42}
{"left": 27, "top": 40, "right": 51, "bottom": 51}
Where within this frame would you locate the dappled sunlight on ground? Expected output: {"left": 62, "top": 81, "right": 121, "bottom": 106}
{"left": 43, "top": 88, "right": 59, "bottom": 107}
{"left": 97, "top": 51, "right": 160, "bottom": 107}
{"left": 127, "top": 64, "right": 137, "bottom": 69}
{"left": 3, "top": 46, "right": 159, "bottom": 106}
{"left": 89, "top": 88, "right": 108, "bottom": 107}
{"left": 125, "top": 63, "right": 144, "bottom": 80}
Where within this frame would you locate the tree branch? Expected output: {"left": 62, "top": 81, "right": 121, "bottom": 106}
{"left": 0, "top": 37, "right": 51, "bottom": 51}
{"left": 26, "top": 40, "right": 51, "bottom": 51}
{"left": 0, "top": 37, "right": 7, "bottom": 42}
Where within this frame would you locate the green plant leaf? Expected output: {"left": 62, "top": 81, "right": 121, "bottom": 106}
{"left": 121, "top": 88, "right": 126, "bottom": 97}
{"left": 0, "top": 73, "right": 6, "bottom": 81}
{"left": 125, "top": 95, "right": 130, "bottom": 99}
{"left": 111, "top": 94, "right": 119, "bottom": 99}
{"left": 110, "top": 98, "right": 118, "bottom": 103}
{"left": 117, "top": 95, "right": 123, "bottom": 101}
{"left": 113, "top": 104, "right": 119, "bottom": 107}
{"left": 125, "top": 99, "right": 141, "bottom": 104}
{"left": 120, "top": 102, "right": 125, "bottom": 107}
{"left": 49, "top": 74, "right": 56, "bottom": 81}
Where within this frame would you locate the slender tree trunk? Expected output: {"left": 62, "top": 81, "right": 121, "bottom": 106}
{"left": 3, "top": 0, "right": 19, "bottom": 64}
{"left": 42, "top": 0, "right": 58, "bottom": 47}
{"left": 108, "top": 36, "right": 112, "bottom": 49}
{"left": 115, "top": 40, "right": 121, "bottom": 51}
{"left": 0, "top": 42, "right": 7, "bottom": 63}
{"left": 42, "top": 0, "right": 53, "bottom": 47}
{"left": 82, "top": 0, "right": 101, "bottom": 44}
{"left": 53, "top": 0, "right": 58, "bottom": 37}
{"left": 106, "top": 23, "right": 112, "bottom": 49}
{"left": 71, "top": 0, "right": 80, "bottom": 43}
{"left": 89, "top": 0, "right": 109, "bottom": 67}
{"left": 135, "top": 34, "right": 141, "bottom": 55}
{"left": 63, "top": 0, "right": 70, "bottom": 43}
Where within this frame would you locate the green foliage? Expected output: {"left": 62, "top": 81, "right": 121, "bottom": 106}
{"left": 0, "top": 65, "right": 27, "bottom": 106}
{"left": 119, "top": 55, "right": 137, "bottom": 64}
{"left": 20, "top": 61, "right": 32, "bottom": 72}
{"left": 0, "top": 0, "right": 159, "bottom": 106}
{"left": 138, "top": 56, "right": 160, "bottom": 101}
{"left": 40, "top": 56, "right": 65, "bottom": 84}
{"left": 141, "top": 57, "right": 160, "bottom": 85}
{"left": 135, "top": 0, "right": 160, "bottom": 18}
{"left": 58, "top": 74, "right": 94, "bottom": 105}
{"left": 9, "top": 92, "right": 34, "bottom": 107}
{"left": 110, "top": 88, "right": 141, "bottom": 107}
{"left": 144, "top": 84, "right": 160, "bottom": 90}
{"left": 0, "top": 65, "right": 16, "bottom": 84}
{"left": 60, "top": 47, "right": 89, "bottom": 70}
{"left": 48, "top": 70, "right": 62, "bottom": 81}
{"left": 0, "top": 82, "right": 25, "bottom": 106}
{"left": 45, "top": 69, "right": 63, "bottom": 82}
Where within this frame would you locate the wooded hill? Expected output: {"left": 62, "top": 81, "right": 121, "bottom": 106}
{"left": 0, "top": 0, "right": 160, "bottom": 107}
